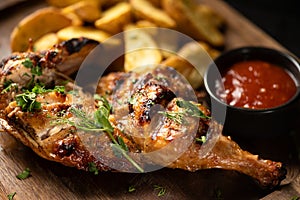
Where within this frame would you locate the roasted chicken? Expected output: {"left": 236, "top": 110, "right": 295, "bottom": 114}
{"left": 0, "top": 38, "right": 286, "bottom": 189}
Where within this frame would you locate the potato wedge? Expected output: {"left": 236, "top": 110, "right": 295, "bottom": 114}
{"left": 10, "top": 7, "right": 72, "bottom": 52}
{"left": 162, "top": 0, "right": 224, "bottom": 46}
{"left": 195, "top": 4, "right": 224, "bottom": 28}
{"left": 46, "top": 0, "right": 101, "bottom": 8}
{"left": 33, "top": 33, "right": 59, "bottom": 51}
{"left": 94, "top": 2, "right": 132, "bottom": 34}
{"left": 124, "top": 24, "right": 162, "bottom": 73}
{"left": 101, "top": 0, "right": 125, "bottom": 8}
{"left": 130, "top": 0, "right": 175, "bottom": 28}
{"left": 161, "top": 42, "right": 213, "bottom": 89}
{"left": 57, "top": 26, "right": 110, "bottom": 42}
{"left": 63, "top": 12, "right": 83, "bottom": 26}
{"left": 135, "top": 20, "right": 157, "bottom": 28}
{"left": 146, "top": 0, "right": 162, "bottom": 8}
{"left": 62, "top": 1, "right": 101, "bottom": 23}
{"left": 198, "top": 41, "right": 220, "bottom": 59}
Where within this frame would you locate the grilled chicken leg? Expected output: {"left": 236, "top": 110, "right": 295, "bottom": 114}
{"left": 0, "top": 39, "right": 286, "bottom": 189}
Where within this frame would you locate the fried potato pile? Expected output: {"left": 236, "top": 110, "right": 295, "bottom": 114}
{"left": 10, "top": 0, "right": 225, "bottom": 88}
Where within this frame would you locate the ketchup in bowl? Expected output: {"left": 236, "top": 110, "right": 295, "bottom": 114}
{"left": 216, "top": 60, "right": 297, "bottom": 109}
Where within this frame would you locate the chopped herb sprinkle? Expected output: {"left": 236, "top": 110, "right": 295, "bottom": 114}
{"left": 7, "top": 192, "right": 16, "bottom": 200}
{"left": 16, "top": 168, "right": 31, "bottom": 180}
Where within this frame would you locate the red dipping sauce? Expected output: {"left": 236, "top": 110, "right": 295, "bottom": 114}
{"left": 216, "top": 60, "right": 297, "bottom": 109}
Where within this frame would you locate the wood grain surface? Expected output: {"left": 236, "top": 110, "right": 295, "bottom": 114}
{"left": 0, "top": 0, "right": 299, "bottom": 199}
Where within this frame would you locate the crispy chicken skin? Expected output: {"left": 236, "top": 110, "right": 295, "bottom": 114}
{"left": 0, "top": 39, "right": 286, "bottom": 189}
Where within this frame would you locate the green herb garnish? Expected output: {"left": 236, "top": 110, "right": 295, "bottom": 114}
{"left": 31, "top": 84, "right": 65, "bottom": 94}
{"left": 195, "top": 136, "right": 206, "bottom": 143}
{"left": 1, "top": 80, "right": 18, "bottom": 94}
{"left": 15, "top": 83, "right": 66, "bottom": 112}
{"left": 159, "top": 100, "right": 210, "bottom": 124}
{"left": 158, "top": 110, "right": 184, "bottom": 124}
{"left": 176, "top": 100, "right": 210, "bottom": 119}
{"left": 22, "top": 58, "right": 42, "bottom": 76}
{"left": 15, "top": 90, "right": 41, "bottom": 112}
{"left": 22, "top": 58, "right": 33, "bottom": 68}
{"left": 7, "top": 192, "right": 16, "bottom": 200}
{"left": 153, "top": 185, "right": 166, "bottom": 197}
{"left": 16, "top": 168, "right": 31, "bottom": 180}
{"left": 88, "top": 162, "right": 99, "bottom": 175}
{"left": 291, "top": 196, "right": 300, "bottom": 200}
{"left": 71, "top": 96, "right": 144, "bottom": 172}
{"left": 128, "top": 185, "right": 136, "bottom": 193}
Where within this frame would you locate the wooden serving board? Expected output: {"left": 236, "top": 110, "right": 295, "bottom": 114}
{"left": 0, "top": 0, "right": 299, "bottom": 199}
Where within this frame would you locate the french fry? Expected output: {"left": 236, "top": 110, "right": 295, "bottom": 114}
{"left": 10, "top": 7, "right": 72, "bottom": 52}
{"left": 46, "top": 0, "right": 101, "bottom": 8}
{"left": 195, "top": 4, "right": 224, "bottom": 28}
{"left": 146, "top": 0, "right": 162, "bottom": 8}
{"left": 135, "top": 20, "right": 157, "bottom": 28}
{"left": 101, "top": 0, "right": 126, "bottom": 8}
{"left": 62, "top": 1, "right": 101, "bottom": 23}
{"left": 57, "top": 26, "right": 110, "bottom": 43}
{"left": 94, "top": 2, "right": 132, "bottom": 34}
{"left": 130, "top": 0, "right": 176, "bottom": 28}
{"left": 162, "top": 0, "right": 224, "bottom": 46}
{"left": 124, "top": 24, "right": 162, "bottom": 73}
{"left": 63, "top": 12, "right": 83, "bottom": 26}
{"left": 198, "top": 41, "right": 220, "bottom": 59}
{"left": 33, "top": 33, "right": 59, "bottom": 51}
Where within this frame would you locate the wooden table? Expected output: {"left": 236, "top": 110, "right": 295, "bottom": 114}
{"left": 0, "top": 0, "right": 299, "bottom": 199}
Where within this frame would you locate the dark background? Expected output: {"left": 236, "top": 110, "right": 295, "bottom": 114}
{"left": 224, "top": 0, "right": 300, "bottom": 57}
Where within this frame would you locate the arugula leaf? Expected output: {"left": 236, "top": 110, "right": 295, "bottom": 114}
{"left": 16, "top": 168, "right": 31, "bottom": 180}
{"left": 7, "top": 192, "right": 16, "bottom": 200}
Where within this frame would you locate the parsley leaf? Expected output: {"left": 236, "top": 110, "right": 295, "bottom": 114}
{"left": 15, "top": 83, "right": 66, "bottom": 112}
{"left": 128, "top": 185, "right": 136, "bottom": 193}
{"left": 153, "top": 185, "right": 166, "bottom": 197}
{"left": 22, "top": 58, "right": 33, "bottom": 68}
{"left": 88, "top": 162, "right": 99, "bottom": 175}
{"left": 22, "top": 58, "right": 42, "bottom": 76}
{"left": 31, "top": 65, "right": 42, "bottom": 76}
{"left": 7, "top": 192, "right": 16, "bottom": 200}
{"left": 195, "top": 136, "right": 206, "bottom": 143}
{"left": 15, "top": 91, "right": 41, "bottom": 112}
{"left": 16, "top": 168, "right": 31, "bottom": 180}
{"left": 1, "top": 80, "right": 18, "bottom": 94}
